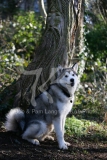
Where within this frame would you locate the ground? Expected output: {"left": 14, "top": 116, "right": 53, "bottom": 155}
{"left": 0, "top": 122, "right": 107, "bottom": 160}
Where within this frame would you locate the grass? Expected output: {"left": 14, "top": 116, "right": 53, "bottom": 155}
{"left": 65, "top": 116, "right": 107, "bottom": 141}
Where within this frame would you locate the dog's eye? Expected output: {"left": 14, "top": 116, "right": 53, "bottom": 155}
{"left": 72, "top": 74, "right": 74, "bottom": 76}
{"left": 65, "top": 75, "right": 68, "bottom": 78}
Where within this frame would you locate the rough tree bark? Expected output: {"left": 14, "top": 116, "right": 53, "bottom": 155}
{"left": 0, "top": 0, "right": 84, "bottom": 111}
{"left": 74, "top": 0, "right": 85, "bottom": 78}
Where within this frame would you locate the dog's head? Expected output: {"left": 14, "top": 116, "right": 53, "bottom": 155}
{"left": 56, "top": 63, "right": 79, "bottom": 94}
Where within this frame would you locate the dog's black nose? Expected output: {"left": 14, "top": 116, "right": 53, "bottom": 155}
{"left": 70, "top": 78, "right": 74, "bottom": 83}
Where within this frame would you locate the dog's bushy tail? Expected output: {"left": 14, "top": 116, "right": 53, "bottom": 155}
{"left": 5, "top": 108, "right": 25, "bottom": 132}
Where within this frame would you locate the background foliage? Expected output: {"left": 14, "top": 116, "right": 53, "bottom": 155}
{"left": 0, "top": 11, "right": 44, "bottom": 91}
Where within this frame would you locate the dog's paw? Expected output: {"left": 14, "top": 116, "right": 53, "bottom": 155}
{"left": 32, "top": 139, "right": 40, "bottom": 145}
{"left": 59, "top": 143, "right": 68, "bottom": 150}
{"left": 64, "top": 141, "right": 71, "bottom": 146}
{"left": 46, "top": 136, "right": 54, "bottom": 141}
{"left": 40, "top": 136, "right": 54, "bottom": 141}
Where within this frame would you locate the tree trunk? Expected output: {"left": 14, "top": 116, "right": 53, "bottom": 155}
{"left": 23, "top": 0, "right": 35, "bottom": 11}
{"left": 73, "top": 0, "right": 85, "bottom": 78}
{"left": 0, "top": 0, "right": 84, "bottom": 111}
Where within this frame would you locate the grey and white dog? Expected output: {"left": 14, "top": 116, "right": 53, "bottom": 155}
{"left": 5, "top": 63, "right": 79, "bottom": 150}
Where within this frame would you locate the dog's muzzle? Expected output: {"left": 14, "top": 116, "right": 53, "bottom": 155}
{"left": 70, "top": 78, "right": 74, "bottom": 86}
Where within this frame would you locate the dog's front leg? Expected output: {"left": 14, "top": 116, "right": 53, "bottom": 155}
{"left": 62, "top": 116, "right": 66, "bottom": 135}
{"left": 62, "top": 116, "right": 71, "bottom": 147}
{"left": 53, "top": 117, "right": 68, "bottom": 150}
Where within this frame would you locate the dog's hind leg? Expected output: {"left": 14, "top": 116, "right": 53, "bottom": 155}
{"left": 40, "top": 124, "right": 54, "bottom": 141}
{"left": 22, "top": 121, "right": 47, "bottom": 145}
{"left": 40, "top": 135, "right": 54, "bottom": 141}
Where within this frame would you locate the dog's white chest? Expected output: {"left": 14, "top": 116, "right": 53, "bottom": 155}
{"left": 57, "top": 100, "right": 73, "bottom": 116}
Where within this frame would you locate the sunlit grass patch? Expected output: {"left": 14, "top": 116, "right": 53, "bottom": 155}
{"left": 65, "top": 116, "right": 107, "bottom": 140}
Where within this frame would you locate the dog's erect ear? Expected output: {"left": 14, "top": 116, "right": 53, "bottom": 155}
{"left": 57, "top": 65, "right": 64, "bottom": 77}
{"left": 72, "top": 63, "right": 78, "bottom": 73}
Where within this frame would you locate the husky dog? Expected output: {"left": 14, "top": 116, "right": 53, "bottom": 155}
{"left": 5, "top": 63, "right": 79, "bottom": 150}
